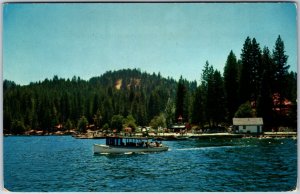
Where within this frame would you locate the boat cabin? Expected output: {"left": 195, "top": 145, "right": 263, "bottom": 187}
{"left": 106, "top": 136, "right": 152, "bottom": 147}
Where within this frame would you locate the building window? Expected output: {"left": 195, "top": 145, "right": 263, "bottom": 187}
{"left": 243, "top": 125, "right": 246, "bottom": 129}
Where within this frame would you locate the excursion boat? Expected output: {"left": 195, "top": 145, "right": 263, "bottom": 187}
{"left": 93, "top": 136, "right": 169, "bottom": 154}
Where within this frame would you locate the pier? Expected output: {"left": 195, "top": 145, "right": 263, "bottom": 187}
{"left": 72, "top": 131, "right": 297, "bottom": 140}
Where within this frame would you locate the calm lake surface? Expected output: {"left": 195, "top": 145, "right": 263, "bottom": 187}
{"left": 4, "top": 136, "right": 297, "bottom": 192}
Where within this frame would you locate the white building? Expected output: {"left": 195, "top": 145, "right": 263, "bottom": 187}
{"left": 233, "top": 118, "right": 263, "bottom": 134}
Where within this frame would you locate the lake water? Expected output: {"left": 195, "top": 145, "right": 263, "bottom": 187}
{"left": 4, "top": 136, "right": 297, "bottom": 192}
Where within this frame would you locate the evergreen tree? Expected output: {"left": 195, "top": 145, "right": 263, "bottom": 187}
{"left": 286, "top": 71, "right": 297, "bottom": 102}
{"left": 191, "top": 86, "right": 204, "bottom": 126}
{"left": 235, "top": 101, "right": 255, "bottom": 118}
{"left": 93, "top": 109, "right": 102, "bottom": 130}
{"left": 11, "top": 120, "right": 26, "bottom": 135}
{"left": 211, "top": 70, "right": 226, "bottom": 125}
{"left": 164, "top": 98, "right": 175, "bottom": 127}
{"left": 272, "top": 35, "right": 290, "bottom": 114}
{"left": 148, "top": 90, "right": 161, "bottom": 121}
{"left": 256, "top": 47, "right": 275, "bottom": 128}
{"left": 77, "top": 116, "right": 88, "bottom": 133}
{"left": 175, "top": 76, "right": 187, "bottom": 122}
{"left": 202, "top": 62, "right": 215, "bottom": 126}
{"left": 223, "top": 50, "right": 239, "bottom": 121}
{"left": 123, "top": 115, "right": 137, "bottom": 131}
{"left": 250, "top": 38, "right": 262, "bottom": 106}
{"left": 239, "top": 37, "right": 253, "bottom": 104}
{"left": 239, "top": 37, "right": 263, "bottom": 106}
{"left": 111, "top": 115, "right": 124, "bottom": 132}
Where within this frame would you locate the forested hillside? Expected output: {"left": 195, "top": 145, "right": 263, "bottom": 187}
{"left": 4, "top": 35, "right": 297, "bottom": 134}
{"left": 3, "top": 69, "right": 188, "bottom": 134}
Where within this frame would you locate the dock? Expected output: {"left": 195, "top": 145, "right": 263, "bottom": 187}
{"left": 262, "top": 132, "right": 297, "bottom": 138}
{"left": 72, "top": 131, "right": 296, "bottom": 140}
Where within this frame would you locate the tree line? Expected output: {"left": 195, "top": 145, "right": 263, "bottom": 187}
{"left": 4, "top": 69, "right": 182, "bottom": 134}
{"left": 4, "top": 35, "right": 297, "bottom": 134}
{"left": 176, "top": 35, "right": 296, "bottom": 130}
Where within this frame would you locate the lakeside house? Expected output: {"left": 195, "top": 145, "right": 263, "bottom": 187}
{"left": 170, "top": 115, "right": 187, "bottom": 133}
{"left": 170, "top": 123, "right": 186, "bottom": 133}
{"left": 233, "top": 117, "right": 263, "bottom": 134}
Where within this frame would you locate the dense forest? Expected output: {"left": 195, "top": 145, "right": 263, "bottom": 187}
{"left": 4, "top": 35, "right": 297, "bottom": 134}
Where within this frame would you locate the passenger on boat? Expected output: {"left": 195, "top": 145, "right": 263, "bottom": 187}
{"left": 155, "top": 141, "right": 159, "bottom": 147}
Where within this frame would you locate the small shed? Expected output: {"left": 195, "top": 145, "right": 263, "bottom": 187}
{"left": 233, "top": 118, "right": 263, "bottom": 134}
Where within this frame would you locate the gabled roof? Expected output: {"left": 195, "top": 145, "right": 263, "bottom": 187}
{"left": 233, "top": 118, "right": 263, "bottom": 125}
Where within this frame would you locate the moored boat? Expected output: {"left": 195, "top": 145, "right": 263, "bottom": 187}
{"left": 93, "top": 136, "right": 169, "bottom": 154}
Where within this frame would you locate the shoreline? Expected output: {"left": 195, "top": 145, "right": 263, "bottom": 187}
{"left": 4, "top": 132, "right": 297, "bottom": 140}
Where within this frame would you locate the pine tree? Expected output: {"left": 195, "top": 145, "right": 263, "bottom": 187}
{"left": 77, "top": 116, "right": 88, "bottom": 133}
{"left": 239, "top": 37, "right": 262, "bottom": 106}
{"left": 164, "top": 98, "right": 175, "bottom": 127}
{"left": 175, "top": 76, "right": 186, "bottom": 122}
{"left": 250, "top": 38, "right": 262, "bottom": 106}
{"left": 235, "top": 101, "right": 255, "bottom": 118}
{"left": 111, "top": 115, "right": 124, "bottom": 132}
{"left": 256, "top": 47, "right": 275, "bottom": 128}
{"left": 272, "top": 35, "right": 290, "bottom": 114}
{"left": 223, "top": 50, "right": 239, "bottom": 121}
{"left": 211, "top": 70, "right": 226, "bottom": 125}
{"left": 191, "top": 86, "right": 204, "bottom": 126}
{"left": 239, "top": 37, "right": 252, "bottom": 104}
{"left": 202, "top": 62, "right": 215, "bottom": 126}
{"left": 148, "top": 90, "right": 161, "bottom": 121}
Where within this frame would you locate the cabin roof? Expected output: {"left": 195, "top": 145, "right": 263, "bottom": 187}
{"left": 233, "top": 118, "right": 263, "bottom": 126}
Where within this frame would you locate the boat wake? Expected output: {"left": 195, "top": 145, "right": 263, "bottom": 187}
{"left": 176, "top": 145, "right": 252, "bottom": 151}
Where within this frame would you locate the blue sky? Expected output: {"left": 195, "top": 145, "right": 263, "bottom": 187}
{"left": 3, "top": 3, "right": 297, "bottom": 85}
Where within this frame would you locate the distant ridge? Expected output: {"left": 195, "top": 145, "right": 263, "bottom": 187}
{"left": 4, "top": 68, "right": 196, "bottom": 134}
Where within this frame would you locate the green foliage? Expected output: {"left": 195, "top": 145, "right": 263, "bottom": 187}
{"left": 77, "top": 116, "right": 88, "bottom": 133}
{"left": 234, "top": 102, "right": 255, "bottom": 118}
{"left": 175, "top": 76, "right": 192, "bottom": 123}
{"left": 256, "top": 47, "right": 275, "bottom": 127}
{"left": 3, "top": 69, "right": 177, "bottom": 134}
{"left": 223, "top": 50, "right": 239, "bottom": 120}
{"left": 102, "top": 123, "right": 109, "bottom": 131}
{"left": 210, "top": 70, "right": 226, "bottom": 124}
{"left": 175, "top": 76, "right": 186, "bottom": 122}
{"left": 93, "top": 109, "right": 102, "bottom": 130}
{"left": 123, "top": 115, "right": 137, "bottom": 131}
{"left": 10, "top": 120, "right": 26, "bottom": 135}
{"left": 111, "top": 115, "right": 124, "bottom": 132}
{"left": 200, "top": 62, "right": 226, "bottom": 126}
{"left": 239, "top": 37, "right": 263, "bottom": 104}
{"left": 164, "top": 98, "right": 175, "bottom": 127}
{"left": 191, "top": 87, "right": 204, "bottom": 126}
{"left": 148, "top": 90, "right": 161, "bottom": 120}
{"left": 3, "top": 36, "right": 296, "bottom": 133}
{"left": 272, "top": 35, "right": 290, "bottom": 113}
{"left": 65, "top": 119, "right": 73, "bottom": 131}
{"left": 149, "top": 113, "right": 166, "bottom": 129}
